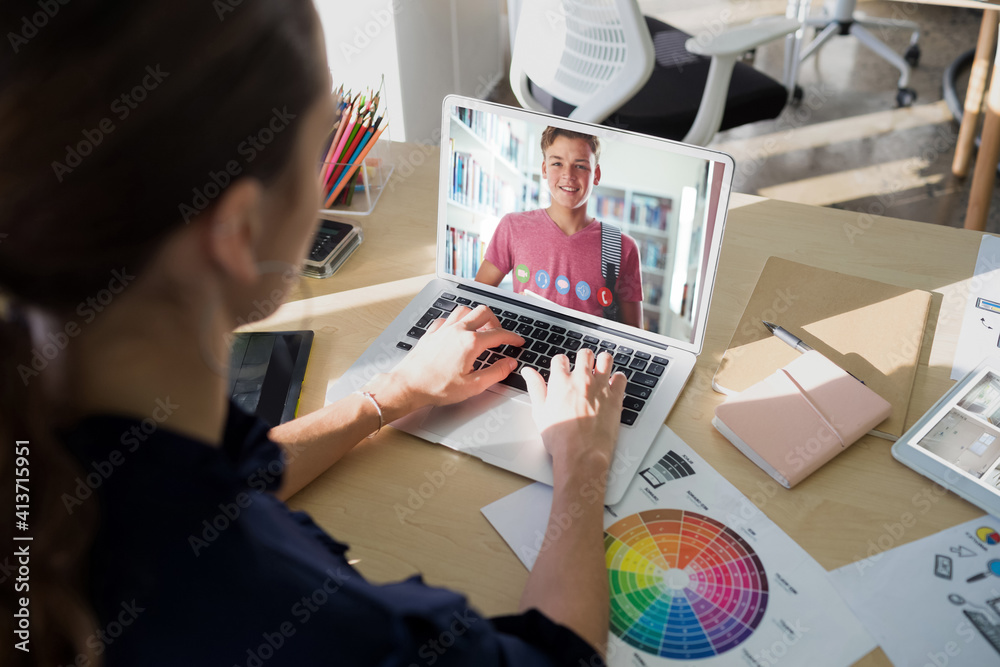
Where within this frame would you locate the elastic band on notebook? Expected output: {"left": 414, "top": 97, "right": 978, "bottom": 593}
{"left": 779, "top": 368, "right": 846, "bottom": 447}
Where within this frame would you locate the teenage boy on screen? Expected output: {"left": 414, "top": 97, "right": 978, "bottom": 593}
{"left": 475, "top": 127, "right": 644, "bottom": 329}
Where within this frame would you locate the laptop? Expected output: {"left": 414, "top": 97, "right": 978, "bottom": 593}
{"left": 325, "top": 95, "right": 734, "bottom": 503}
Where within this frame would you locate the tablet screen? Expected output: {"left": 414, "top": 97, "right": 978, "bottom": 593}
{"left": 906, "top": 364, "right": 1000, "bottom": 502}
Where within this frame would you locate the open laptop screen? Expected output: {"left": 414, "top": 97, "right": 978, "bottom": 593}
{"left": 439, "top": 98, "right": 731, "bottom": 351}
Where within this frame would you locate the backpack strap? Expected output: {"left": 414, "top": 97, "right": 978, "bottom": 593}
{"left": 600, "top": 222, "right": 622, "bottom": 322}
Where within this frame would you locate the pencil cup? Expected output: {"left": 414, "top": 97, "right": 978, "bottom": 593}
{"left": 318, "top": 125, "right": 394, "bottom": 216}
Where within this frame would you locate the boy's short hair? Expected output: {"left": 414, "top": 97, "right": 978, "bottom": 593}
{"left": 540, "top": 126, "right": 601, "bottom": 163}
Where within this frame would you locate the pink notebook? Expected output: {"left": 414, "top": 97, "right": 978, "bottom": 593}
{"left": 712, "top": 351, "right": 892, "bottom": 488}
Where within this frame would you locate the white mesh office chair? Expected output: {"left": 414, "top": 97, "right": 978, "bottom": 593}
{"left": 509, "top": 0, "right": 801, "bottom": 146}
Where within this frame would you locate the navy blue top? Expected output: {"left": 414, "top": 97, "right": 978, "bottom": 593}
{"left": 61, "top": 401, "right": 603, "bottom": 666}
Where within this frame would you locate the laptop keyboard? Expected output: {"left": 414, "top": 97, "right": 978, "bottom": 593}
{"left": 396, "top": 292, "right": 668, "bottom": 426}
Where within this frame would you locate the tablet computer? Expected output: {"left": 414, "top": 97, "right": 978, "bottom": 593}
{"left": 892, "top": 357, "right": 1000, "bottom": 518}
{"left": 229, "top": 330, "right": 313, "bottom": 427}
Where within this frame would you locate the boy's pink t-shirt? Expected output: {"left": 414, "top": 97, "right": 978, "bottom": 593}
{"left": 483, "top": 209, "right": 643, "bottom": 318}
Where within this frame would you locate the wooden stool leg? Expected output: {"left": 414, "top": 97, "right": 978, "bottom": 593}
{"left": 954, "top": 11, "right": 998, "bottom": 179}
{"left": 965, "top": 13, "right": 1000, "bottom": 232}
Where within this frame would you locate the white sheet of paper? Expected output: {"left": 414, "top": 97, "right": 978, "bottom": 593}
{"left": 482, "top": 426, "right": 876, "bottom": 666}
{"left": 828, "top": 515, "right": 1000, "bottom": 666}
{"left": 952, "top": 235, "right": 1000, "bottom": 380}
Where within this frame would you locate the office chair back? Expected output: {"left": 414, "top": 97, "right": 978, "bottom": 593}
{"left": 510, "top": 0, "right": 654, "bottom": 124}
{"left": 510, "top": 0, "right": 795, "bottom": 146}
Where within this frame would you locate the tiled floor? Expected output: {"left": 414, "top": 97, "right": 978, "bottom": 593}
{"left": 501, "top": 1, "right": 993, "bottom": 232}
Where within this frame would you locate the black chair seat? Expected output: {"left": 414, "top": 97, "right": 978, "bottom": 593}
{"left": 528, "top": 16, "right": 788, "bottom": 141}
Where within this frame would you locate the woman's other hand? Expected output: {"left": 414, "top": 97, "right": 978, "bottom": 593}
{"left": 522, "top": 348, "right": 626, "bottom": 480}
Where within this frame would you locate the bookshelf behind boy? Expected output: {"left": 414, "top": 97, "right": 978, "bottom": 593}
{"left": 445, "top": 109, "right": 530, "bottom": 281}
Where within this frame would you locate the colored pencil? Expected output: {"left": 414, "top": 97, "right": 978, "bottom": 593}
{"left": 327, "top": 117, "right": 370, "bottom": 188}
{"left": 325, "top": 103, "right": 360, "bottom": 181}
{"left": 331, "top": 126, "right": 373, "bottom": 190}
{"left": 318, "top": 78, "right": 387, "bottom": 209}
{"left": 324, "top": 124, "right": 386, "bottom": 207}
{"left": 320, "top": 94, "right": 351, "bottom": 184}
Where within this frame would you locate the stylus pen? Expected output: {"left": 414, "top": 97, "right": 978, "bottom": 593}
{"left": 762, "top": 321, "right": 813, "bottom": 353}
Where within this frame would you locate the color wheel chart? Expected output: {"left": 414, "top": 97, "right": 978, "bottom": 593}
{"left": 605, "top": 509, "right": 768, "bottom": 660}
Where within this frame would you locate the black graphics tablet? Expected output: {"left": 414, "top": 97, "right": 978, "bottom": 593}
{"left": 228, "top": 330, "right": 313, "bottom": 427}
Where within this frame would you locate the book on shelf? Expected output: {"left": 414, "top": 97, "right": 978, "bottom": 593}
{"left": 453, "top": 107, "right": 522, "bottom": 167}
{"left": 630, "top": 196, "right": 671, "bottom": 231}
{"left": 712, "top": 256, "right": 932, "bottom": 440}
{"left": 642, "top": 279, "right": 663, "bottom": 308}
{"left": 449, "top": 147, "right": 515, "bottom": 215}
{"left": 637, "top": 238, "right": 668, "bottom": 271}
{"left": 593, "top": 194, "right": 625, "bottom": 221}
{"left": 444, "top": 225, "right": 482, "bottom": 280}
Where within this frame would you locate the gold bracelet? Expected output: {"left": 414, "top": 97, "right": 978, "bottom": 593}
{"left": 355, "top": 390, "right": 383, "bottom": 439}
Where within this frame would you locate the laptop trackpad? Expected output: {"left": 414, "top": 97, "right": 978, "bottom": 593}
{"left": 418, "top": 391, "right": 540, "bottom": 462}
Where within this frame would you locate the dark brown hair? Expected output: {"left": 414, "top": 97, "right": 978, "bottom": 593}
{"left": 540, "top": 125, "right": 601, "bottom": 163}
{"left": 0, "top": 1, "right": 327, "bottom": 664}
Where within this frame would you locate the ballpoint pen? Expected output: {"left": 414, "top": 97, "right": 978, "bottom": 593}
{"left": 763, "top": 320, "right": 866, "bottom": 383}
{"left": 762, "top": 321, "right": 813, "bottom": 353}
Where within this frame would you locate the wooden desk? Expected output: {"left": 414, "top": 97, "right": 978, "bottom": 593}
{"left": 251, "top": 144, "right": 989, "bottom": 665}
